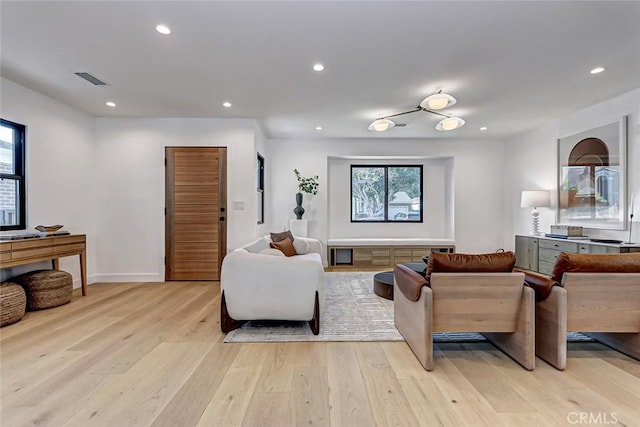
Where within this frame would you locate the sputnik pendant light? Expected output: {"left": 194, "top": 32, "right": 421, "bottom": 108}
{"left": 368, "top": 90, "right": 465, "bottom": 132}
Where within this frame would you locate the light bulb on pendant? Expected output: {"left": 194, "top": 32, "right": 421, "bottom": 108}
{"left": 436, "top": 117, "right": 465, "bottom": 131}
{"left": 368, "top": 118, "right": 395, "bottom": 132}
{"left": 420, "top": 93, "right": 457, "bottom": 110}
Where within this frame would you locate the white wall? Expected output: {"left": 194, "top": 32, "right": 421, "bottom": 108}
{"left": 268, "top": 138, "right": 507, "bottom": 255}
{"left": 94, "top": 118, "right": 265, "bottom": 282}
{"left": 0, "top": 78, "right": 97, "bottom": 287}
{"left": 503, "top": 88, "right": 640, "bottom": 249}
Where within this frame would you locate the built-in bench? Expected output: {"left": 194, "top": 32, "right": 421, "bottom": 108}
{"left": 327, "top": 238, "right": 455, "bottom": 270}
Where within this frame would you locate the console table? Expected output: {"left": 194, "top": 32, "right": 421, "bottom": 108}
{"left": 515, "top": 234, "right": 640, "bottom": 276}
{"left": 0, "top": 234, "right": 87, "bottom": 295}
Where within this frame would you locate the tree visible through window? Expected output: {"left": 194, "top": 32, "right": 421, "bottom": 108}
{"left": 351, "top": 165, "right": 423, "bottom": 222}
{"left": 0, "top": 119, "right": 26, "bottom": 230}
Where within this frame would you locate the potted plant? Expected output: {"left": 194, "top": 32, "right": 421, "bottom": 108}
{"left": 293, "top": 169, "right": 319, "bottom": 219}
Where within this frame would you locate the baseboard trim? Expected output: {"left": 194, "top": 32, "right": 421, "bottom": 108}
{"left": 90, "top": 273, "right": 163, "bottom": 283}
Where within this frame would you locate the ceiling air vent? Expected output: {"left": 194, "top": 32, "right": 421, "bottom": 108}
{"left": 74, "top": 72, "right": 109, "bottom": 86}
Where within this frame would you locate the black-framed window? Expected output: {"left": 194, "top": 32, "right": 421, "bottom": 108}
{"left": 351, "top": 165, "right": 423, "bottom": 222}
{"left": 257, "top": 153, "right": 265, "bottom": 224}
{"left": 0, "top": 119, "right": 26, "bottom": 230}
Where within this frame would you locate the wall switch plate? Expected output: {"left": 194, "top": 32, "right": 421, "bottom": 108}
{"left": 233, "top": 201, "right": 245, "bottom": 210}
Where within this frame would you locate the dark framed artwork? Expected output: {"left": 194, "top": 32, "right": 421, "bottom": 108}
{"left": 557, "top": 116, "right": 627, "bottom": 230}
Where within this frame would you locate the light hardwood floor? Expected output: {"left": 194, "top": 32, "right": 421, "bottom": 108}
{"left": 1, "top": 282, "right": 638, "bottom": 426}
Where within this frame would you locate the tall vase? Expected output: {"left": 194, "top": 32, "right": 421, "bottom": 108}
{"left": 294, "top": 192, "right": 305, "bottom": 220}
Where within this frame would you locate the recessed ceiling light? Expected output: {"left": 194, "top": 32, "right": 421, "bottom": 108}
{"left": 106, "top": 101, "right": 116, "bottom": 107}
{"left": 313, "top": 63, "right": 325, "bottom": 72}
{"left": 590, "top": 66, "right": 605, "bottom": 74}
{"left": 480, "top": 126, "right": 488, "bottom": 131}
{"left": 222, "top": 102, "right": 232, "bottom": 108}
{"left": 315, "top": 126, "right": 323, "bottom": 131}
{"left": 156, "top": 24, "right": 171, "bottom": 35}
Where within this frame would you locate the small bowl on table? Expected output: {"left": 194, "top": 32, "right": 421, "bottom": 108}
{"left": 35, "top": 225, "right": 64, "bottom": 233}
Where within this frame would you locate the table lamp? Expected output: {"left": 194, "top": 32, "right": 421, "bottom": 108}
{"left": 521, "top": 190, "right": 551, "bottom": 236}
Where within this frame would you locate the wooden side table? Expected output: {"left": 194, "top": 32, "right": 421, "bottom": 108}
{"left": 0, "top": 234, "right": 87, "bottom": 296}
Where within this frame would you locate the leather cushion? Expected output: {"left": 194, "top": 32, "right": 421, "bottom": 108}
{"left": 514, "top": 268, "right": 557, "bottom": 301}
{"left": 270, "top": 237, "right": 297, "bottom": 257}
{"left": 551, "top": 252, "right": 640, "bottom": 283}
{"left": 270, "top": 230, "right": 295, "bottom": 243}
{"left": 394, "top": 264, "right": 428, "bottom": 302}
{"left": 425, "top": 251, "right": 516, "bottom": 284}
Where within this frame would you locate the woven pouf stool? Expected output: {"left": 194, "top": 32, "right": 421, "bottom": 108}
{"left": 14, "top": 270, "right": 73, "bottom": 311}
{"left": 1, "top": 282, "right": 27, "bottom": 326}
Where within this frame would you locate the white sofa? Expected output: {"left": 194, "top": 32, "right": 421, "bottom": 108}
{"left": 220, "top": 235, "right": 325, "bottom": 334}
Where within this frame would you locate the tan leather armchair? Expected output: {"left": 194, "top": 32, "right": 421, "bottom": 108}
{"left": 524, "top": 252, "right": 640, "bottom": 370}
{"left": 394, "top": 252, "right": 535, "bottom": 371}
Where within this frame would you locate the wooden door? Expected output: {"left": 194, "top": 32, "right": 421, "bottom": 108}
{"left": 165, "top": 147, "right": 227, "bottom": 280}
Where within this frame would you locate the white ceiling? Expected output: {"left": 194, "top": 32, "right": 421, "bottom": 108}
{"left": 1, "top": 1, "right": 639, "bottom": 140}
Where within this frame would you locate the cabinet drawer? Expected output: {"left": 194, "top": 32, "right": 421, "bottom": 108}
{"left": 53, "top": 242, "right": 85, "bottom": 254}
{"left": 12, "top": 246, "right": 54, "bottom": 259}
{"left": 539, "top": 248, "right": 563, "bottom": 264}
{"left": 353, "top": 248, "right": 390, "bottom": 266}
{"left": 371, "top": 258, "right": 390, "bottom": 266}
{"left": 0, "top": 242, "right": 10, "bottom": 262}
{"left": 588, "top": 245, "right": 618, "bottom": 254}
{"left": 371, "top": 249, "right": 390, "bottom": 257}
{"left": 539, "top": 260, "right": 555, "bottom": 276}
{"left": 11, "top": 239, "right": 54, "bottom": 250}
{"left": 53, "top": 235, "right": 85, "bottom": 245}
{"left": 354, "top": 248, "right": 390, "bottom": 257}
{"left": 539, "top": 239, "right": 578, "bottom": 253}
{"left": 353, "top": 249, "right": 372, "bottom": 261}
{"left": 394, "top": 249, "right": 412, "bottom": 257}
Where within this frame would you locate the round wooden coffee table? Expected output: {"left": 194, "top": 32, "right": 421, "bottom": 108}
{"left": 373, "top": 271, "right": 394, "bottom": 300}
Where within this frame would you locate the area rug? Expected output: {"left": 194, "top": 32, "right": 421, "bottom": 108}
{"left": 223, "top": 271, "right": 594, "bottom": 344}
{"left": 224, "top": 272, "right": 481, "bottom": 343}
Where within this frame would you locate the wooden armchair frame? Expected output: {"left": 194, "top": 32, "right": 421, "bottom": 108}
{"left": 394, "top": 267, "right": 535, "bottom": 371}
{"left": 536, "top": 272, "right": 640, "bottom": 370}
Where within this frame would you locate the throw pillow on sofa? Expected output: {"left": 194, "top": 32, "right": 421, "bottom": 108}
{"left": 270, "top": 237, "right": 297, "bottom": 257}
{"left": 270, "top": 230, "right": 294, "bottom": 243}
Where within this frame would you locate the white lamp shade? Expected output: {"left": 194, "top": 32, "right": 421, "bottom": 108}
{"left": 368, "top": 118, "right": 395, "bottom": 132}
{"left": 435, "top": 117, "right": 465, "bottom": 131}
{"left": 521, "top": 190, "right": 551, "bottom": 208}
{"left": 420, "top": 93, "right": 456, "bottom": 110}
